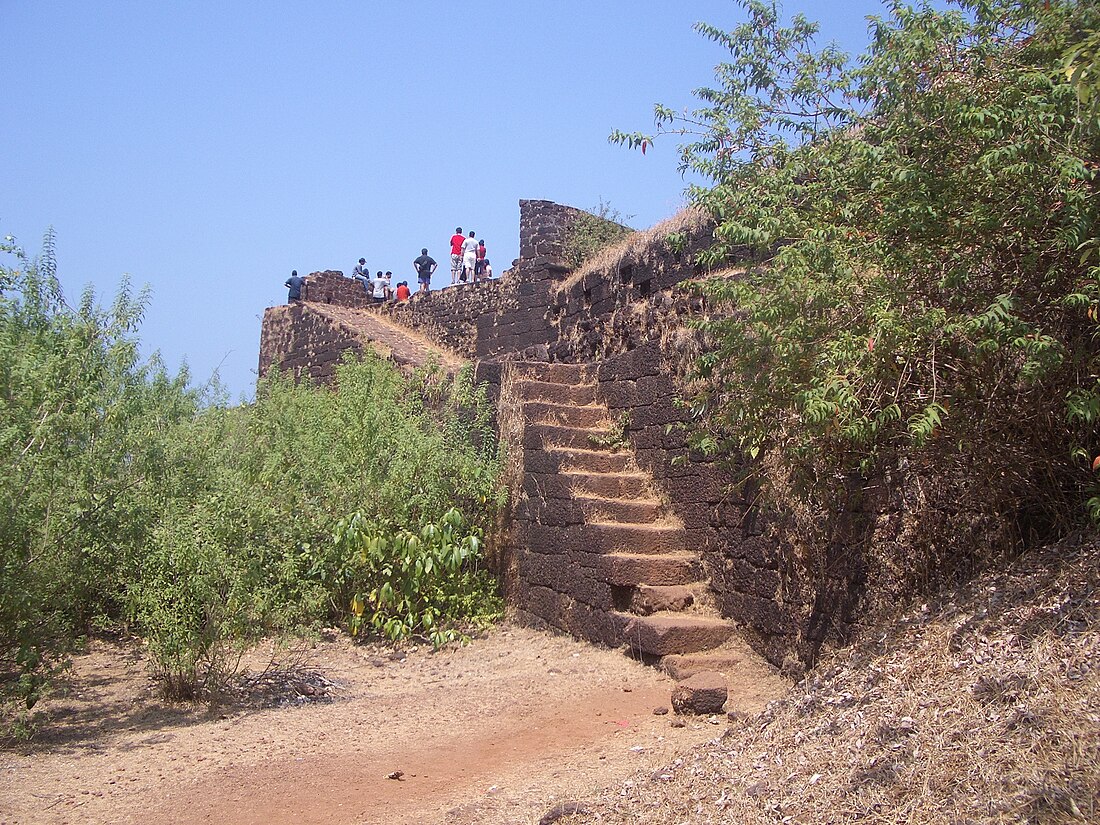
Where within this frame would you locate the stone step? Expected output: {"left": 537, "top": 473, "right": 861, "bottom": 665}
{"left": 617, "top": 612, "right": 735, "bottom": 657}
{"left": 524, "top": 401, "right": 608, "bottom": 429}
{"left": 514, "top": 379, "right": 596, "bottom": 406}
{"left": 574, "top": 494, "right": 663, "bottom": 524}
{"left": 524, "top": 422, "right": 612, "bottom": 451}
{"left": 528, "top": 447, "right": 633, "bottom": 474}
{"left": 598, "top": 552, "right": 702, "bottom": 587}
{"left": 660, "top": 648, "right": 750, "bottom": 682}
{"left": 627, "top": 583, "right": 698, "bottom": 616}
{"left": 583, "top": 521, "right": 686, "bottom": 554}
{"left": 515, "top": 361, "right": 589, "bottom": 383}
{"left": 561, "top": 470, "right": 652, "bottom": 500}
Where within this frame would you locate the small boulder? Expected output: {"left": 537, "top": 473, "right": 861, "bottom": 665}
{"left": 671, "top": 670, "right": 728, "bottom": 715}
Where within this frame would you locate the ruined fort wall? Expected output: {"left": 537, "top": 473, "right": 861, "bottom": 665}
{"left": 528, "top": 211, "right": 810, "bottom": 664}
{"left": 254, "top": 200, "right": 874, "bottom": 668}
{"left": 258, "top": 302, "right": 365, "bottom": 385}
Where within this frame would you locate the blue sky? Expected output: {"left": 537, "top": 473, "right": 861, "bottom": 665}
{"left": 4, "top": 0, "right": 890, "bottom": 400}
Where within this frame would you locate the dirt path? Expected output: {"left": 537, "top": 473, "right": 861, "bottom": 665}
{"left": 1, "top": 624, "right": 786, "bottom": 825}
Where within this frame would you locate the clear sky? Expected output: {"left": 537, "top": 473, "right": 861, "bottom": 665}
{"left": 4, "top": 0, "right": 889, "bottom": 401}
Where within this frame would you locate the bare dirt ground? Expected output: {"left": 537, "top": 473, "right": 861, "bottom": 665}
{"left": 0, "top": 624, "right": 786, "bottom": 825}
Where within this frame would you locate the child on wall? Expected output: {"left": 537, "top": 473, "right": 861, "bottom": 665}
{"left": 474, "top": 239, "right": 487, "bottom": 282}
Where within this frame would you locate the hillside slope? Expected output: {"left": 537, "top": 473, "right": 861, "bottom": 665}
{"left": 564, "top": 532, "right": 1100, "bottom": 824}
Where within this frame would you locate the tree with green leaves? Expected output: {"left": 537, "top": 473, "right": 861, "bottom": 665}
{"left": 612, "top": 0, "right": 1099, "bottom": 647}
{"left": 613, "top": 0, "right": 1099, "bottom": 516}
{"left": 2, "top": 232, "right": 506, "bottom": 716}
{"left": 0, "top": 232, "right": 201, "bottom": 710}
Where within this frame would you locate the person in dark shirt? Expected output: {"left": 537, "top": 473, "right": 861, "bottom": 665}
{"left": 413, "top": 248, "right": 437, "bottom": 294}
{"left": 285, "top": 270, "right": 305, "bottom": 303}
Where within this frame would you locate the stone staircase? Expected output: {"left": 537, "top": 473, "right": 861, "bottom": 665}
{"left": 510, "top": 361, "right": 736, "bottom": 669}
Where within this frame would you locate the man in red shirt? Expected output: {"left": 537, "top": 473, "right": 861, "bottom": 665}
{"left": 449, "top": 227, "right": 465, "bottom": 285}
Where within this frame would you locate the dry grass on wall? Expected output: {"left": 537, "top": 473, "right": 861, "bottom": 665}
{"left": 561, "top": 531, "right": 1100, "bottom": 825}
{"left": 555, "top": 207, "right": 713, "bottom": 296}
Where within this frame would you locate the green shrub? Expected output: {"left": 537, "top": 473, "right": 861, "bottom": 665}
{"left": 2, "top": 232, "right": 506, "bottom": 710}
{"left": 127, "top": 353, "right": 506, "bottom": 695}
{"left": 610, "top": 1, "right": 1100, "bottom": 659}
{"left": 0, "top": 233, "right": 199, "bottom": 710}
{"left": 614, "top": 0, "right": 1100, "bottom": 531}
{"left": 335, "top": 507, "right": 501, "bottom": 647}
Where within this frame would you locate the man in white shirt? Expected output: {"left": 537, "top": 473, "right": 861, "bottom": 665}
{"left": 461, "top": 231, "right": 479, "bottom": 283}
{"left": 371, "top": 271, "right": 390, "bottom": 303}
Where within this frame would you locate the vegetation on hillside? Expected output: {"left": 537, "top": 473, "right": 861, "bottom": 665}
{"left": 612, "top": 0, "right": 1100, "bottom": 627}
{"left": 1, "top": 236, "right": 504, "bottom": 716}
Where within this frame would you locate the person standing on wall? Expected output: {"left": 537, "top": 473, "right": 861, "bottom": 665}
{"left": 474, "top": 238, "right": 487, "bottom": 283}
{"left": 413, "top": 247, "right": 437, "bottom": 294}
{"left": 461, "top": 230, "right": 479, "bottom": 284}
{"left": 449, "top": 227, "right": 465, "bottom": 285}
{"left": 285, "top": 270, "right": 305, "bottom": 303}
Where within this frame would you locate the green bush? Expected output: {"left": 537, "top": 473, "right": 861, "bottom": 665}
{"left": 614, "top": 0, "right": 1100, "bottom": 531}
{"left": 335, "top": 506, "right": 501, "bottom": 647}
{"left": 609, "top": 1, "right": 1100, "bottom": 658}
{"left": 2, "top": 233, "right": 506, "bottom": 710}
{"left": 127, "top": 354, "right": 506, "bottom": 696}
{"left": 0, "top": 233, "right": 200, "bottom": 710}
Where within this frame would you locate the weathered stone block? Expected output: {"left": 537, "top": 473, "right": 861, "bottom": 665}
{"left": 671, "top": 671, "right": 728, "bottom": 715}
{"left": 629, "top": 584, "right": 695, "bottom": 616}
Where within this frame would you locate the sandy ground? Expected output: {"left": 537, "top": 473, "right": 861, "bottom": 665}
{"left": 0, "top": 624, "right": 787, "bottom": 825}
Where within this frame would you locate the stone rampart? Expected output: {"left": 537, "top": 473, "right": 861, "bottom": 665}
{"left": 300, "top": 270, "right": 375, "bottom": 308}
{"left": 258, "top": 302, "right": 366, "bottom": 384}
{"left": 255, "top": 199, "right": 890, "bottom": 670}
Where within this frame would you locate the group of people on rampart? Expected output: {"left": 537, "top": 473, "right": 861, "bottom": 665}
{"left": 283, "top": 225, "right": 493, "bottom": 305}
{"left": 447, "top": 227, "right": 492, "bottom": 286}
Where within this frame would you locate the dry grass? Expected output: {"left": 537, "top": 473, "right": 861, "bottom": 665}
{"left": 556, "top": 207, "right": 712, "bottom": 295}
{"left": 562, "top": 531, "right": 1100, "bottom": 824}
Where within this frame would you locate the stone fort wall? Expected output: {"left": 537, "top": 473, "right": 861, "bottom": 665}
{"left": 258, "top": 198, "right": 978, "bottom": 670}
